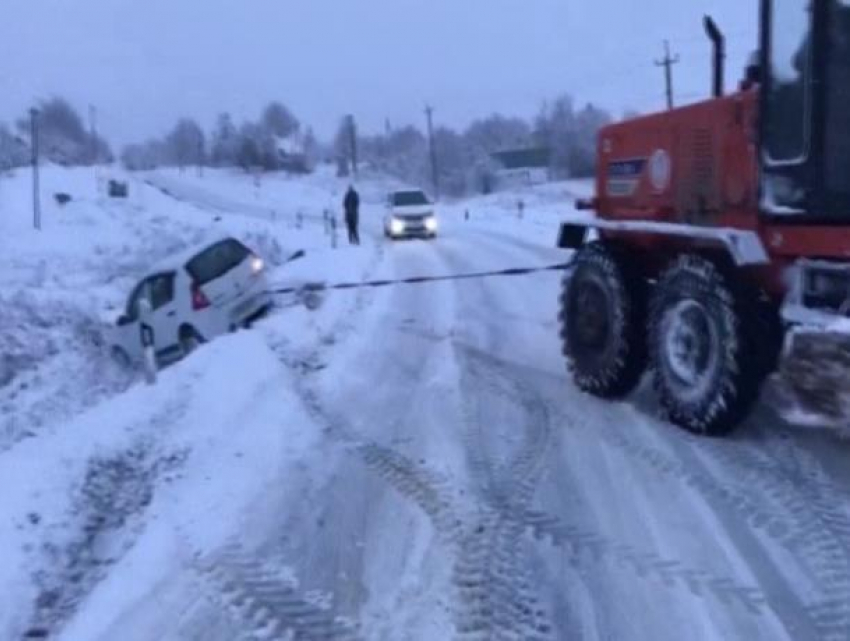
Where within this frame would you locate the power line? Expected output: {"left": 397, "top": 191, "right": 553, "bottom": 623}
{"left": 655, "top": 40, "right": 681, "bottom": 110}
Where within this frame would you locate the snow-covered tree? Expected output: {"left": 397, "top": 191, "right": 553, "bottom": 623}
{"left": 302, "top": 126, "right": 320, "bottom": 171}
{"left": 165, "top": 118, "right": 206, "bottom": 170}
{"left": 334, "top": 116, "right": 358, "bottom": 177}
{"left": 16, "top": 97, "right": 112, "bottom": 166}
{"left": 210, "top": 113, "right": 240, "bottom": 167}
{"left": 534, "top": 95, "right": 611, "bottom": 178}
{"left": 464, "top": 115, "right": 532, "bottom": 157}
{"left": 0, "top": 123, "right": 29, "bottom": 169}
{"left": 262, "top": 102, "right": 300, "bottom": 138}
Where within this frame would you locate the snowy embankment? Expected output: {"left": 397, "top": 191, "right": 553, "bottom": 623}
{"left": 0, "top": 165, "right": 396, "bottom": 640}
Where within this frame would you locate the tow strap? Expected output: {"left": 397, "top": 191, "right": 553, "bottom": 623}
{"left": 269, "top": 262, "right": 573, "bottom": 296}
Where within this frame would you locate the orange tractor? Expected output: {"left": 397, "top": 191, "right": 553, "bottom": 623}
{"left": 558, "top": 0, "right": 850, "bottom": 435}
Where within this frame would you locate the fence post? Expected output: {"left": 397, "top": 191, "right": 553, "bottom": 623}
{"left": 323, "top": 209, "right": 330, "bottom": 235}
{"left": 138, "top": 299, "right": 157, "bottom": 385}
{"left": 517, "top": 199, "right": 525, "bottom": 220}
{"left": 331, "top": 216, "right": 338, "bottom": 248}
{"left": 296, "top": 210, "right": 304, "bottom": 229}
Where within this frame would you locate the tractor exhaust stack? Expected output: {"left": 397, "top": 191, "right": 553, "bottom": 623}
{"left": 703, "top": 15, "right": 726, "bottom": 97}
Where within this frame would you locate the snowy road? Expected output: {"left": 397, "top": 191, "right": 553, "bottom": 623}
{"left": 5, "top": 169, "right": 850, "bottom": 640}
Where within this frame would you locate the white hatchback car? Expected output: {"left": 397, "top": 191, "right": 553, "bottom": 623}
{"left": 110, "top": 236, "right": 272, "bottom": 365}
{"left": 384, "top": 190, "right": 439, "bottom": 240}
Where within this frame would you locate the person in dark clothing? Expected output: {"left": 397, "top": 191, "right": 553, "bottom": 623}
{"left": 343, "top": 185, "right": 360, "bottom": 245}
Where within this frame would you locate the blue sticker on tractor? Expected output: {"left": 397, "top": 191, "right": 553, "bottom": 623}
{"left": 606, "top": 158, "right": 647, "bottom": 197}
{"left": 607, "top": 158, "right": 647, "bottom": 177}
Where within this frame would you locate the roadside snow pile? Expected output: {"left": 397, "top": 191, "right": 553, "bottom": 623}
{"left": 0, "top": 292, "right": 105, "bottom": 388}
{"left": 439, "top": 178, "right": 593, "bottom": 246}
{"left": 0, "top": 291, "right": 132, "bottom": 451}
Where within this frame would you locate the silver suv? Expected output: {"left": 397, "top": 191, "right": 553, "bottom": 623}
{"left": 384, "top": 190, "right": 439, "bottom": 239}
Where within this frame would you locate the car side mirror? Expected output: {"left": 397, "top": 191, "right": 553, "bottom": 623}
{"left": 117, "top": 315, "right": 131, "bottom": 326}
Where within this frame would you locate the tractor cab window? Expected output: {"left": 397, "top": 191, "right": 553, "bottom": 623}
{"left": 764, "top": 0, "right": 812, "bottom": 164}
{"left": 824, "top": 0, "right": 850, "bottom": 198}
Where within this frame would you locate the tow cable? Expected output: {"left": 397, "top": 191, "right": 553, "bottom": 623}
{"left": 268, "top": 261, "right": 573, "bottom": 296}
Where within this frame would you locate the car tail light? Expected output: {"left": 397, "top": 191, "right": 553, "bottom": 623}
{"left": 191, "top": 282, "right": 211, "bottom": 310}
{"left": 250, "top": 255, "right": 265, "bottom": 274}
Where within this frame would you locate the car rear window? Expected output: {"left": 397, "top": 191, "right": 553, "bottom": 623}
{"left": 393, "top": 191, "right": 429, "bottom": 206}
{"left": 186, "top": 239, "right": 250, "bottom": 285}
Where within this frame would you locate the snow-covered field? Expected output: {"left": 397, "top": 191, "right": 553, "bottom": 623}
{"left": 2, "top": 165, "right": 850, "bottom": 641}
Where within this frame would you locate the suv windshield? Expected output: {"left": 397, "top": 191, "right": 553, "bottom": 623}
{"left": 393, "top": 191, "right": 429, "bottom": 207}
{"left": 186, "top": 239, "right": 250, "bottom": 285}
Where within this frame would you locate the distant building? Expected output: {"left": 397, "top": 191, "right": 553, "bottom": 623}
{"left": 275, "top": 134, "right": 310, "bottom": 174}
{"left": 490, "top": 148, "right": 552, "bottom": 190}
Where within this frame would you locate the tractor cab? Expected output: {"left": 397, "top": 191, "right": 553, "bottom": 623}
{"left": 761, "top": 0, "right": 850, "bottom": 218}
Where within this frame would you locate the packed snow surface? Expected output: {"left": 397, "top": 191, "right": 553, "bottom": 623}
{"left": 2, "top": 165, "right": 850, "bottom": 641}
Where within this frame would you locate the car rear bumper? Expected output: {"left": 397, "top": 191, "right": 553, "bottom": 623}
{"left": 230, "top": 290, "right": 273, "bottom": 327}
{"left": 388, "top": 229, "right": 437, "bottom": 240}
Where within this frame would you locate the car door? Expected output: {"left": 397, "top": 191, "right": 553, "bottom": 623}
{"left": 146, "top": 272, "right": 180, "bottom": 356}
{"left": 115, "top": 280, "right": 148, "bottom": 361}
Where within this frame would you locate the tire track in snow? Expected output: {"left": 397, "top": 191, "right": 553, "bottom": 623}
{"left": 194, "top": 545, "right": 360, "bottom": 641}
{"left": 443, "top": 232, "right": 772, "bottom": 628}
{"left": 730, "top": 430, "right": 850, "bottom": 641}
{"left": 267, "top": 334, "right": 465, "bottom": 548}
{"left": 552, "top": 396, "right": 846, "bottom": 635}
{"left": 521, "top": 509, "right": 766, "bottom": 615}
{"left": 452, "top": 345, "right": 554, "bottom": 641}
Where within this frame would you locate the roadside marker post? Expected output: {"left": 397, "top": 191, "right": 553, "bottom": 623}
{"left": 331, "top": 216, "right": 338, "bottom": 248}
{"left": 138, "top": 299, "right": 158, "bottom": 386}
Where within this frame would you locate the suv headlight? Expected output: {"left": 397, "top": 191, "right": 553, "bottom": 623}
{"left": 425, "top": 216, "right": 438, "bottom": 232}
{"left": 390, "top": 218, "right": 406, "bottom": 235}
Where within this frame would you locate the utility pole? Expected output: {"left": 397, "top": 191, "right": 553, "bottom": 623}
{"left": 347, "top": 114, "right": 358, "bottom": 179}
{"left": 655, "top": 40, "right": 680, "bottom": 110}
{"left": 197, "top": 138, "right": 204, "bottom": 177}
{"left": 89, "top": 105, "right": 98, "bottom": 164}
{"left": 30, "top": 108, "right": 41, "bottom": 231}
{"left": 424, "top": 104, "right": 439, "bottom": 200}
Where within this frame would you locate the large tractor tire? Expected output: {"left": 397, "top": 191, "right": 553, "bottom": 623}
{"left": 648, "top": 255, "right": 762, "bottom": 436}
{"left": 560, "top": 242, "right": 647, "bottom": 398}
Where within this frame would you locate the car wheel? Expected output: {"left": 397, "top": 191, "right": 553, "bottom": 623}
{"left": 179, "top": 326, "right": 205, "bottom": 357}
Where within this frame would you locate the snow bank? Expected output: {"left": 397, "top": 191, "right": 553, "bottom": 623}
{"left": 1, "top": 331, "right": 321, "bottom": 640}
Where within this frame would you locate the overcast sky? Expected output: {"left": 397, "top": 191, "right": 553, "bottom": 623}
{"left": 0, "top": 0, "right": 756, "bottom": 147}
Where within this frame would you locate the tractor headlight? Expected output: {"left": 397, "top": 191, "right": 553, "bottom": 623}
{"left": 390, "top": 218, "right": 406, "bottom": 235}
{"left": 425, "top": 216, "right": 438, "bottom": 232}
